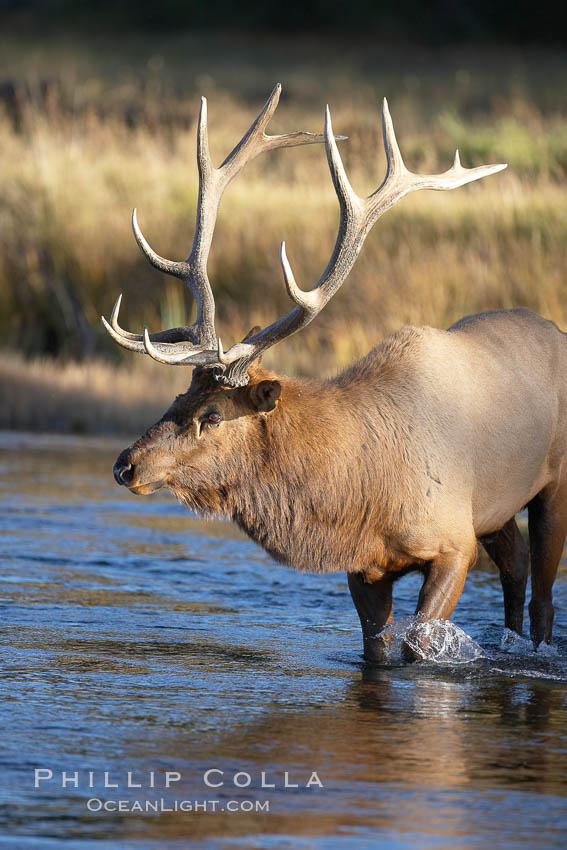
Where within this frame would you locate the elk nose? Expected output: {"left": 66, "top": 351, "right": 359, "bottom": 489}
{"left": 113, "top": 451, "right": 135, "bottom": 486}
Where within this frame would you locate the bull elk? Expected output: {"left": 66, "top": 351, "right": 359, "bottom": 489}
{"left": 104, "top": 85, "right": 564, "bottom": 661}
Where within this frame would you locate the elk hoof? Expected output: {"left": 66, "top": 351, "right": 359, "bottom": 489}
{"left": 529, "top": 598, "right": 554, "bottom": 648}
{"left": 362, "top": 635, "right": 390, "bottom": 663}
{"left": 401, "top": 640, "right": 425, "bottom": 663}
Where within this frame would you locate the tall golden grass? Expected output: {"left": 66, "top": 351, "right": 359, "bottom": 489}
{"left": 1, "top": 35, "right": 566, "bottom": 431}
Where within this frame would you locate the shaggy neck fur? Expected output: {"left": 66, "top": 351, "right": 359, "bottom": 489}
{"left": 171, "top": 329, "right": 434, "bottom": 574}
{"left": 224, "top": 369, "right": 418, "bottom": 573}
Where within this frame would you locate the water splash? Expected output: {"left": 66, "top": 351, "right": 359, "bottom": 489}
{"left": 500, "top": 628, "right": 558, "bottom": 657}
{"left": 378, "top": 616, "right": 486, "bottom": 664}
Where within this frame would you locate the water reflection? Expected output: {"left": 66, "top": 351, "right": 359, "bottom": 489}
{"left": 36, "top": 671, "right": 563, "bottom": 845}
{"left": 0, "top": 433, "right": 566, "bottom": 849}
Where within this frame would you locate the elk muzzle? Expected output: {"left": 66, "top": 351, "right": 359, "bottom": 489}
{"left": 114, "top": 449, "right": 135, "bottom": 486}
{"left": 113, "top": 445, "right": 169, "bottom": 495}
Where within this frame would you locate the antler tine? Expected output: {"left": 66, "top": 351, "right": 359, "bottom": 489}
{"left": 110, "top": 294, "right": 138, "bottom": 340}
{"left": 196, "top": 96, "right": 213, "bottom": 182}
{"left": 143, "top": 327, "right": 188, "bottom": 365}
{"left": 140, "top": 325, "right": 229, "bottom": 366}
{"left": 218, "top": 83, "right": 281, "bottom": 172}
{"left": 324, "top": 105, "right": 361, "bottom": 218}
{"left": 280, "top": 241, "right": 317, "bottom": 314}
{"left": 278, "top": 106, "right": 362, "bottom": 317}
{"left": 102, "top": 311, "right": 144, "bottom": 352}
{"left": 132, "top": 209, "right": 189, "bottom": 279}
{"left": 101, "top": 291, "right": 202, "bottom": 354}
{"left": 380, "top": 97, "right": 407, "bottom": 181}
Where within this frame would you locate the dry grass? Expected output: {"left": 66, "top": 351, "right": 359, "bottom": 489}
{"left": 0, "top": 351, "right": 191, "bottom": 434}
{"left": 1, "top": 35, "right": 567, "bottom": 431}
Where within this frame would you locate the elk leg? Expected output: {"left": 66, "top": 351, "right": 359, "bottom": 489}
{"left": 348, "top": 571, "right": 394, "bottom": 662}
{"left": 481, "top": 518, "right": 529, "bottom": 635}
{"left": 403, "top": 548, "right": 472, "bottom": 661}
{"left": 527, "top": 486, "right": 567, "bottom": 648}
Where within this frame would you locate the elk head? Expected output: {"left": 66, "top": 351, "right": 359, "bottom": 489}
{"left": 104, "top": 84, "right": 505, "bottom": 508}
{"left": 111, "top": 355, "right": 282, "bottom": 512}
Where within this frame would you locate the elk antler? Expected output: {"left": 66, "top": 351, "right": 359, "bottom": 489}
{"left": 103, "top": 91, "right": 506, "bottom": 387}
{"left": 102, "top": 83, "right": 341, "bottom": 369}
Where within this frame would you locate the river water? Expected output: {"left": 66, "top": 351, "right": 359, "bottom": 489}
{"left": 1, "top": 432, "right": 566, "bottom": 849}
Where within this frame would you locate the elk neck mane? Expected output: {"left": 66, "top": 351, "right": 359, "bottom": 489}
{"left": 207, "top": 328, "right": 433, "bottom": 573}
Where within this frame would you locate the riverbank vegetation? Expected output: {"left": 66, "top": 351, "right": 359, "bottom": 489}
{"left": 1, "top": 33, "right": 566, "bottom": 431}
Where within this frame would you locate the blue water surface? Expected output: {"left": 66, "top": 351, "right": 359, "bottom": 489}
{"left": 0, "top": 432, "right": 566, "bottom": 849}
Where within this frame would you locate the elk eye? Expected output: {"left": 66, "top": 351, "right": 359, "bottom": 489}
{"left": 207, "top": 411, "right": 222, "bottom": 425}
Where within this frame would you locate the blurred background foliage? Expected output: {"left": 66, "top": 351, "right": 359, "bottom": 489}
{"left": 1, "top": 2, "right": 566, "bottom": 430}
{"left": 3, "top": 0, "right": 565, "bottom": 43}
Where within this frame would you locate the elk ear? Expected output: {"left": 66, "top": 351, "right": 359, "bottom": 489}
{"left": 243, "top": 326, "right": 263, "bottom": 365}
{"left": 249, "top": 380, "right": 281, "bottom": 413}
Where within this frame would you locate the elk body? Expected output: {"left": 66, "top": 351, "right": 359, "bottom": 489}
{"left": 105, "top": 86, "right": 565, "bottom": 660}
